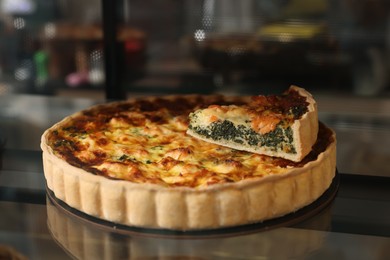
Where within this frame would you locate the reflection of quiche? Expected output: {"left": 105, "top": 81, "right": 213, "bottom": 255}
{"left": 47, "top": 195, "right": 330, "bottom": 259}
{"left": 41, "top": 88, "right": 336, "bottom": 230}
{"left": 187, "top": 86, "right": 317, "bottom": 162}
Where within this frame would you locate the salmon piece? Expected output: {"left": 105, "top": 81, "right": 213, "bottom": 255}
{"left": 251, "top": 115, "right": 281, "bottom": 134}
{"left": 209, "top": 115, "right": 219, "bottom": 123}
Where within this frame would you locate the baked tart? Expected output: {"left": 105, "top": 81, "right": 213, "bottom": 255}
{"left": 41, "top": 87, "right": 336, "bottom": 230}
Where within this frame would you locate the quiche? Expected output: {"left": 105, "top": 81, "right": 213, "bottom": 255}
{"left": 41, "top": 89, "right": 336, "bottom": 231}
{"left": 187, "top": 86, "right": 318, "bottom": 162}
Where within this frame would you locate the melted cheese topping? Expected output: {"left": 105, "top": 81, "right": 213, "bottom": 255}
{"left": 47, "top": 95, "right": 330, "bottom": 188}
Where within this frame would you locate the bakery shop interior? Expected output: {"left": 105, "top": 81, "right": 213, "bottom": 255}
{"left": 0, "top": 0, "right": 389, "bottom": 259}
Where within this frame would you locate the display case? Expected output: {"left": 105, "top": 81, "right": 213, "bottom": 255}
{"left": 0, "top": 1, "right": 389, "bottom": 259}
{"left": 1, "top": 0, "right": 389, "bottom": 97}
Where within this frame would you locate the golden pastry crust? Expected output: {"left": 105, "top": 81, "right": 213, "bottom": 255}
{"left": 41, "top": 94, "right": 336, "bottom": 231}
{"left": 290, "top": 86, "right": 318, "bottom": 161}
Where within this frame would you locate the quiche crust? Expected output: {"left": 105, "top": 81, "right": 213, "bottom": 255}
{"left": 290, "top": 86, "right": 319, "bottom": 161}
{"left": 41, "top": 122, "right": 336, "bottom": 231}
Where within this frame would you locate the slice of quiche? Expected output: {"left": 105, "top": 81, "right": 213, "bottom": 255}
{"left": 187, "top": 86, "right": 318, "bottom": 162}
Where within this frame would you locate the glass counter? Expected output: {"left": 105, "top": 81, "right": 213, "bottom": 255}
{"left": 0, "top": 93, "right": 389, "bottom": 259}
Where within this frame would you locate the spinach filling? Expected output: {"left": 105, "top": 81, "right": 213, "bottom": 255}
{"left": 189, "top": 120, "right": 296, "bottom": 153}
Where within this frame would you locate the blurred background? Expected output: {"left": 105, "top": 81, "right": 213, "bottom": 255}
{"left": 0, "top": 0, "right": 389, "bottom": 97}
{"left": 0, "top": 0, "right": 389, "bottom": 176}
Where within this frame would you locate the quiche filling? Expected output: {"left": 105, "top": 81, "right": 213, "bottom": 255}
{"left": 46, "top": 95, "right": 331, "bottom": 188}
{"left": 188, "top": 118, "right": 296, "bottom": 154}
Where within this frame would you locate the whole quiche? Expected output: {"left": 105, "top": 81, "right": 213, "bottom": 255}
{"left": 41, "top": 86, "right": 336, "bottom": 230}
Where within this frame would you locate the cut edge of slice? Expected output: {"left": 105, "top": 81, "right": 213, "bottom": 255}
{"left": 186, "top": 85, "right": 318, "bottom": 162}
